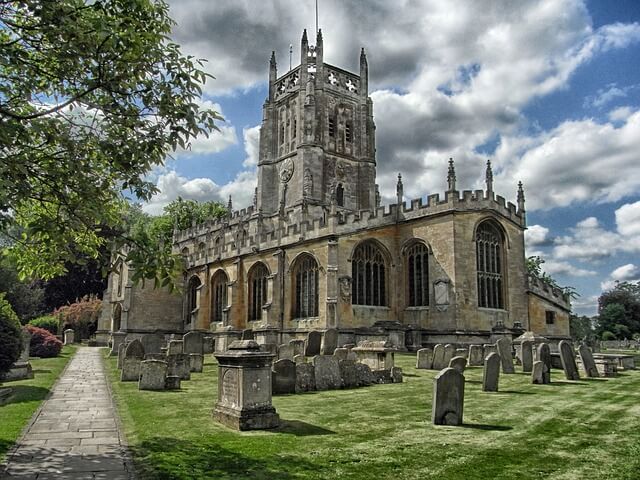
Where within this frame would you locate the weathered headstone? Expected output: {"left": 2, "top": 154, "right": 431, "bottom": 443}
{"left": 333, "top": 347, "right": 349, "bottom": 361}
{"left": 183, "top": 331, "right": 204, "bottom": 355}
{"left": 531, "top": 361, "right": 545, "bottom": 384}
{"left": 213, "top": 340, "right": 279, "bottom": 430}
{"left": 432, "top": 368, "right": 464, "bottom": 426}
{"left": 455, "top": 348, "right": 468, "bottom": 359}
{"left": 305, "top": 331, "right": 322, "bottom": 356}
{"left": 521, "top": 340, "right": 534, "bottom": 373}
{"left": 432, "top": 344, "right": 445, "bottom": 370}
{"left": 117, "top": 342, "right": 128, "bottom": 370}
{"left": 313, "top": 355, "right": 342, "bottom": 390}
{"left": 167, "top": 354, "right": 191, "bottom": 380}
{"left": 167, "top": 340, "right": 183, "bottom": 355}
{"left": 443, "top": 344, "right": 455, "bottom": 367}
{"left": 138, "top": 360, "right": 168, "bottom": 390}
{"left": 354, "top": 362, "right": 374, "bottom": 386}
{"left": 140, "top": 334, "right": 165, "bottom": 354}
{"left": 63, "top": 329, "right": 75, "bottom": 345}
{"left": 125, "top": 339, "right": 145, "bottom": 359}
{"left": 277, "top": 344, "right": 294, "bottom": 361}
{"left": 165, "top": 375, "right": 181, "bottom": 390}
{"left": 496, "top": 337, "right": 515, "bottom": 374}
{"left": 482, "top": 352, "right": 500, "bottom": 392}
{"left": 390, "top": 366, "right": 403, "bottom": 383}
{"left": 578, "top": 343, "right": 599, "bottom": 378}
{"left": 295, "top": 362, "right": 316, "bottom": 393}
{"left": 339, "top": 359, "right": 359, "bottom": 388}
{"left": 293, "top": 354, "right": 305, "bottom": 364}
{"left": 449, "top": 356, "right": 467, "bottom": 373}
{"left": 468, "top": 345, "right": 484, "bottom": 366}
{"left": 272, "top": 359, "right": 296, "bottom": 394}
{"left": 121, "top": 340, "right": 145, "bottom": 381}
{"left": 483, "top": 344, "right": 497, "bottom": 356}
{"left": 537, "top": 343, "right": 552, "bottom": 384}
{"left": 189, "top": 353, "right": 204, "bottom": 373}
{"left": 321, "top": 328, "right": 339, "bottom": 355}
{"left": 202, "top": 335, "right": 215, "bottom": 354}
{"left": 110, "top": 331, "right": 127, "bottom": 357}
{"left": 289, "top": 339, "right": 305, "bottom": 357}
{"left": 559, "top": 340, "right": 580, "bottom": 381}
{"left": 416, "top": 348, "right": 433, "bottom": 369}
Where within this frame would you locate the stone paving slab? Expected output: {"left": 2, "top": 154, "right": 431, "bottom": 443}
{"left": 1, "top": 347, "right": 135, "bottom": 479}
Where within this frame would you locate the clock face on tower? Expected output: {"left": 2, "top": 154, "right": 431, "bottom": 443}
{"left": 279, "top": 158, "right": 294, "bottom": 183}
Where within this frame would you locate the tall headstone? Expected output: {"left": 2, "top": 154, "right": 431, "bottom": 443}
{"left": 578, "top": 343, "right": 599, "bottom": 378}
{"left": 468, "top": 345, "right": 484, "bottom": 366}
{"left": 189, "top": 353, "right": 204, "bottom": 373}
{"left": 482, "top": 352, "right": 500, "bottom": 392}
{"left": 295, "top": 363, "right": 316, "bottom": 392}
{"left": 121, "top": 339, "right": 145, "bottom": 381}
{"left": 432, "top": 368, "right": 464, "bottom": 426}
{"left": 432, "top": 344, "right": 445, "bottom": 370}
{"left": 272, "top": 359, "right": 296, "bottom": 394}
{"left": 305, "top": 331, "right": 322, "bottom": 356}
{"left": 110, "top": 331, "right": 127, "bottom": 357}
{"left": 339, "top": 360, "right": 359, "bottom": 388}
{"left": 495, "top": 337, "right": 515, "bottom": 374}
{"left": 183, "top": 331, "right": 204, "bottom": 355}
{"left": 277, "top": 344, "right": 294, "bottom": 361}
{"left": 213, "top": 340, "right": 279, "bottom": 431}
{"left": 521, "top": 340, "right": 534, "bottom": 373}
{"left": 559, "top": 340, "right": 580, "bottom": 381}
{"left": 117, "top": 342, "right": 128, "bottom": 370}
{"left": 203, "top": 335, "right": 215, "bottom": 354}
{"left": 63, "top": 329, "right": 75, "bottom": 345}
{"left": 321, "top": 328, "right": 339, "bottom": 355}
{"left": 313, "top": 355, "right": 342, "bottom": 390}
{"left": 416, "top": 348, "right": 433, "bottom": 369}
{"left": 138, "top": 360, "right": 168, "bottom": 391}
{"left": 449, "top": 356, "right": 467, "bottom": 373}
{"left": 289, "top": 339, "right": 305, "bottom": 357}
{"left": 537, "top": 343, "right": 551, "bottom": 384}
{"left": 443, "top": 344, "right": 455, "bottom": 368}
{"left": 531, "top": 361, "right": 545, "bottom": 384}
{"left": 167, "top": 354, "right": 191, "bottom": 380}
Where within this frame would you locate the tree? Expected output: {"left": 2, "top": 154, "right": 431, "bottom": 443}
{"left": 569, "top": 314, "right": 595, "bottom": 343}
{"left": 596, "top": 281, "right": 640, "bottom": 339}
{"left": 1, "top": 0, "right": 222, "bottom": 284}
{"left": 0, "top": 293, "right": 22, "bottom": 381}
{"left": 0, "top": 258, "right": 45, "bottom": 322}
{"left": 526, "top": 255, "right": 579, "bottom": 299}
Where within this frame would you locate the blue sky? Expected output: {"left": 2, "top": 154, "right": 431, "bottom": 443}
{"left": 148, "top": 1, "right": 640, "bottom": 316}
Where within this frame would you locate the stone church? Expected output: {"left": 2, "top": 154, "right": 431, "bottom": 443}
{"left": 96, "top": 30, "right": 571, "bottom": 351}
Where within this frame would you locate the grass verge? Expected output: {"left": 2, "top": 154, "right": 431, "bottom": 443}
{"left": 107, "top": 351, "right": 640, "bottom": 480}
{"left": 0, "top": 345, "right": 78, "bottom": 461}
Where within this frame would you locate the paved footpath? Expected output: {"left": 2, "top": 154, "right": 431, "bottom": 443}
{"left": 1, "top": 347, "right": 134, "bottom": 479}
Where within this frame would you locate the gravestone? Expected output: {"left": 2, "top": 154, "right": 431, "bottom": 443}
{"left": 141, "top": 334, "right": 165, "bottom": 354}
{"left": 339, "top": 360, "right": 359, "bottom": 388}
{"left": 352, "top": 341, "right": 396, "bottom": 371}
{"left": 203, "top": 335, "right": 215, "bottom": 354}
{"left": 449, "top": 356, "right": 467, "bottom": 373}
{"left": 416, "top": 348, "right": 433, "bottom": 369}
{"left": 305, "top": 331, "right": 322, "bottom": 356}
{"left": 5, "top": 328, "right": 33, "bottom": 381}
{"left": 313, "top": 355, "right": 342, "bottom": 390}
{"left": 391, "top": 366, "right": 403, "bottom": 383}
{"left": 443, "top": 344, "right": 456, "bottom": 367}
{"left": 432, "top": 344, "right": 445, "bottom": 370}
{"left": 121, "top": 340, "right": 145, "bottom": 382}
{"left": 289, "top": 339, "right": 305, "bottom": 357}
{"left": 167, "top": 340, "right": 184, "bottom": 355}
{"left": 165, "top": 375, "right": 181, "bottom": 390}
{"left": 272, "top": 359, "right": 296, "bottom": 394}
{"left": 214, "top": 340, "right": 279, "bottom": 430}
{"left": 496, "top": 337, "right": 515, "bottom": 374}
{"left": 293, "top": 354, "right": 305, "bottom": 364}
{"left": 468, "top": 345, "right": 484, "bottom": 366}
{"left": 578, "top": 343, "right": 599, "bottom": 378}
{"left": 482, "top": 352, "right": 500, "bottom": 392}
{"left": 321, "top": 328, "right": 339, "bottom": 355}
{"left": 189, "top": 353, "right": 204, "bottom": 373}
{"left": 138, "top": 360, "right": 168, "bottom": 391}
{"left": 110, "top": 331, "right": 127, "bottom": 357}
{"left": 455, "top": 348, "right": 468, "bottom": 359}
{"left": 483, "top": 344, "right": 497, "bottom": 356}
{"left": 559, "top": 340, "right": 580, "bottom": 381}
{"left": 241, "top": 329, "right": 254, "bottom": 341}
{"left": 167, "top": 354, "right": 191, "bottom": 380}
{"left": 531, "top": 361, "right": 545, "bottom": 384}
{"left": 277, "top": 344, "right": 294, "bottom": 361}
{"left": 63, "top": 329, "right": 75, "bottom": 345}
{"left": 521, "top": 340, "right": 534, "bottom": 373}
{"left": 295, "top": 362, "right": 316, "bottom": 393}
{"left": 432, "top": 368, "right": 464, "bottom": 426}
{"left": 537, "top": 343, "right": 552, "bottom": 384}
{"left": 117, "top": 342, "right": 129, "bottom": 370}
{"left": 183, "top": 331, "right": 204, "bottom": 355}
{"left": 333, "top": 347, "right": 349, "bottom": 361}
{"left": 354, "top": 362, "right": 374, "bottom": 386}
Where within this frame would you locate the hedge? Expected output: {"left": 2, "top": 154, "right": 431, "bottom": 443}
{"left": 0, "top": 293, "right": 22, "bottom": 380}
{"left": 27, "top": 325, "right": 62, "bottom": 358}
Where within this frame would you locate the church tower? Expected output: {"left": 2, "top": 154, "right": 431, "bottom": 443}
{"left": 256, "top": 30, "right": 376, "bottom": 215}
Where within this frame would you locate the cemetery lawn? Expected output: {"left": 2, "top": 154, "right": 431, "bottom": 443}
{"left": 0, "top": 345, "right": 78, "bottom": 462}
{"left": 107, "top": 351, "right": 640, "bottom": 480}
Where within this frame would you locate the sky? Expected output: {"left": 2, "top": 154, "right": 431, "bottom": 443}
{"left": 144, "top": 0, "right": 640, "bottom": 317}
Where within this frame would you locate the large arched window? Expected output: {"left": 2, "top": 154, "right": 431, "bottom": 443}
{"left": 248, "top": 262, "right": 269, "bottom": 321}
{"left": 352, "top": 241, "right": 387, "bottom": 306}
{"left": 406, "top": 242, "right": 429, "bottom": 307}
{"left": 293, "top": 254, "right": 319, "bottom": 319}
{"left": 187, "top": 276, "right": 201, "bottom": 315}
{"left": 210, "top": 270, "right": 228, "bottom": 323}
{"left": 476, "top": 221, "right": 505, "bottom": 309}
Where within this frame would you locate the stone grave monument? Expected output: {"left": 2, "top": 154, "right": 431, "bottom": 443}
{"left": 432, "top": 367, "right": 464, "bottom": 426}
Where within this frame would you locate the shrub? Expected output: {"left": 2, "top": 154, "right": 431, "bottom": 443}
{"left": 54, "top": 296, "right": 101, "bottom": 341}
{"left": 28, "top": 315, "right": 60, "bottom": 335}
{"left": 0, "top": 293, "right": 22, "bottom": 380}
{"left": 27, "top": 325, "right": 62, "bottom": 358}
{"left": 601, "top": 330, "right": 616, "bottom": 341}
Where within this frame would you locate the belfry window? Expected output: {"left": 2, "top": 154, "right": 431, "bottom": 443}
{"left": 293, "top": 254, "right": 319, "bottom": 319}
{"left": 210, "top": 270, "right": 228, "bottom": 323}
{"left": 280, "top": 124, "right": 285, "bottom": 144}
{"left": 352, "top": 242, "right": 387, "bottom": 306}
{"left": 476, "top": 221, "right": 505, "bottom": 309}
{"left": 292, "top": 117, "right": 297, "bottom": 138}
{"left": 345, "top": 122, "right": 352, "bottom": 143}
{"left": 336, "top": 184, "right": 344, "bottom": 206}
{"left": 248, "top": 262, "right": 268, "bottom": 321}
{"left": 328, "top": 117, "right": 335, "bottom": 137}
{"left": 406, "top": 243, "right": 429, "bottom": 307}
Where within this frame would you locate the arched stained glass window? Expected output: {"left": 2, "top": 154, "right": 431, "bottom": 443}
{"left": 406, "top": 243, "right": 429, "bottom": 307}
{"left": 248, "top": 263, "right": 269, "bottom": 321}
{"left": 210, "top": 270, "right": 228, "bottom": 323}
{"left": 293, "top": 254, "right": 319, "bottom": 318}
{"left": 476, "top": 221, "right": 505, "bottom": 309}
{"left": 352, "top": 242, "right": 387, "bottom": 306}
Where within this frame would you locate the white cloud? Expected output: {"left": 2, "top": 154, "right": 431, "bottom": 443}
{"left": 541, "top": 259, "right": 596, "bottom": 277}
{"left": 609, "top": 106, "right": 634, "bottom": 122}
{"left": 241, "top": 126, "right": 261, "bottom": 167}
{"left": 584, "top": 84, "right": 628, "bottom": 109}
{"left": 611, "top": 263, "right": 639, "bottom": 281}
{"left": 615, "top": 201, "right": 640, "bottom": 237}
{"left": 525, "top": 224, "right": 551, "bottom": 247}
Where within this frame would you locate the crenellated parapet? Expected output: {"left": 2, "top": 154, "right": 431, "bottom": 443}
{"left": 527, "top": 274, "right": 571, "bottom": 309}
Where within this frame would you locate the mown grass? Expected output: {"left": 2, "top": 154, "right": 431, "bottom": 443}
{"left": 0, "top": 345, "right": 78, "bottom": 461}
{"left": 107, "top": 350, "right": 640, "bottom": 480}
